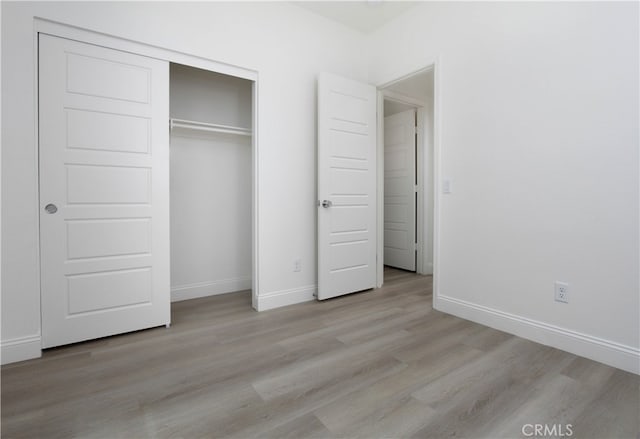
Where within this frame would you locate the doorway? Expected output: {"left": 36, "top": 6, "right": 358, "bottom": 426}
{"left": 383, "top": 106, "right": 417, "bottom": 272}
{"left": 377, "top": 67, "right": 435, "bottom": 286}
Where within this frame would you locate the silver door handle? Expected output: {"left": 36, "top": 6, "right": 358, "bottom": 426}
{"left": 321, "top": 200, "right": 332, "bottom": 208}
{"left": 44, "top": 203, "right": 58, "bottom": 214}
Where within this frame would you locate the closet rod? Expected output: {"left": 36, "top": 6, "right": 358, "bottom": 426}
{"left": 170, "top": 118, "right": 252, "bottom": 137}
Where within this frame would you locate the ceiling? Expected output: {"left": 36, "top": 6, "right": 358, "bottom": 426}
{"left": 293, "top": 1, "right": 419, "bottom": 33}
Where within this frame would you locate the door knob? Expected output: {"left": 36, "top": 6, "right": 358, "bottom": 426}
{"left": 321, "top": 200, "right": 332, "bottom": 208}
{"left": 44, "top": 203, "right": 58, "bottom": 214}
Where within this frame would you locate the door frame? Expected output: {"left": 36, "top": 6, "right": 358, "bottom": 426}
{"left": 33, "top": 19, "right": 262, "bottom": 316}
{"left": 375, "top": 61, "right": 440, "bottom": 292}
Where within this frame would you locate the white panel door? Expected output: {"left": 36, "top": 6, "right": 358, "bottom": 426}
{"left": 317, "top": 72, "right": 377, "bottom": 300}
{"left": 384, "top": 109, "right": 417, "bottom": 271}
{"left": 39, "top": 34, "right": 170, "bottom": 348}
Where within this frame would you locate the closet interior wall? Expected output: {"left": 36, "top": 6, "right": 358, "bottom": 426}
{"left": 169, "top": 63, "right": 253, "bottom": 302}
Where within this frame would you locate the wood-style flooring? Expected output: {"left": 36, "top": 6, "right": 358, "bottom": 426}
{"left": 2, "top": 268, "right": 639, "bottom": 438}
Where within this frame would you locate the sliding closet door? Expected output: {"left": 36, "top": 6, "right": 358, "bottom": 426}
{"left": 39, "top": 34, "right": 170, "bottom": 348}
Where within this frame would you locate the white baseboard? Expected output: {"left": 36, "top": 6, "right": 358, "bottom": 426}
{"left": 435, "top": 295, "right": 640, "bottom": 375}
{"left": 256, "top": 284, "right": 316, "bottom": 311}
{"left": 1, "top": 335, "right": 42, "bottom": 365}
{"left": 171, "top": 277, "right": 251, "bottom": 302}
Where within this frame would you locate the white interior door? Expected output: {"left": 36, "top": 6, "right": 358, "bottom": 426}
{"left": 39, "top": 34, "right": 170, "bottom": 348}
{"left": 384, "top": 109, "right": 417, "bottom": 271}
{"left": 317, "top": 72, "right": 377, "bottom": 300}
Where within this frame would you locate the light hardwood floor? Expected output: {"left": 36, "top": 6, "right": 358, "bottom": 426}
{"left": 2, "top": 268, "right": 639, "bottom": 438}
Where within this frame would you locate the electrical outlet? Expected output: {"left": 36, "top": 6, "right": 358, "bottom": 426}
{"left": 293, "top": 259, "right": 301, "bottom": 272}
{"left": 554, "top": 281, "right": 569, "bottom": 303}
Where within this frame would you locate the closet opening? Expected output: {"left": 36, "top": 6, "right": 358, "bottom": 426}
{"left": 169, "top": 63, "right": 254, "bottom": 306}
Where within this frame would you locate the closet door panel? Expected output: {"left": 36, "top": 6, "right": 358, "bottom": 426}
{"left": 65, "top": 51, "right": 151, "bottom": 103}
{"left": 65, "top": 164, "right": 151, "bottom": 204}
{"left": 66, "top": 218, "right": 151, "bottom": 259}
{"left": 66, "top": 109, "right": 150, "bottom": 154}
{"left": 39, "top": 34, "right": 170, "bottom": 348}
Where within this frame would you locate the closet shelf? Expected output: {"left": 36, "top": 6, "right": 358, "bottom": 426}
{"left": 169, "top": 118, "right": 252, "bottom": 137}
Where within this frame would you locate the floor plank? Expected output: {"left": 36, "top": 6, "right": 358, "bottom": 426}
{"left": 2, "top": 267, "right": 638, "bottom": 438}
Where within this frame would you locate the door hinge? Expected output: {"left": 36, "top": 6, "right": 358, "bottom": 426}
{"left": 414, "top": 185, "right": 419, "bottom": 193}
{"left": 414, "top": 242, "right": 418, "bottom": 251}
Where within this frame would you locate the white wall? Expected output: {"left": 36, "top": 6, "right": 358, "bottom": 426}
{"left": 170, "top": 64, "right": 253, "bottom": 130}
{"left": 1, "top": 1, "right": 367, "bottom": 363}
{"left": 384, "top": 100, "right": 413, "bottom": 117}
{"left": 368, "top": 2, "right": 639, "bottom": 373}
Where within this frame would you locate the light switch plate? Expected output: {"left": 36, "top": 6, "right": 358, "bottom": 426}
{"left": 442, "top": 179, "right": 452, "bottom": 194}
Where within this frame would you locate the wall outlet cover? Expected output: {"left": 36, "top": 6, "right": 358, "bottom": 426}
{"left": 554, "top": 281, "right": 569, "bottom": 303}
